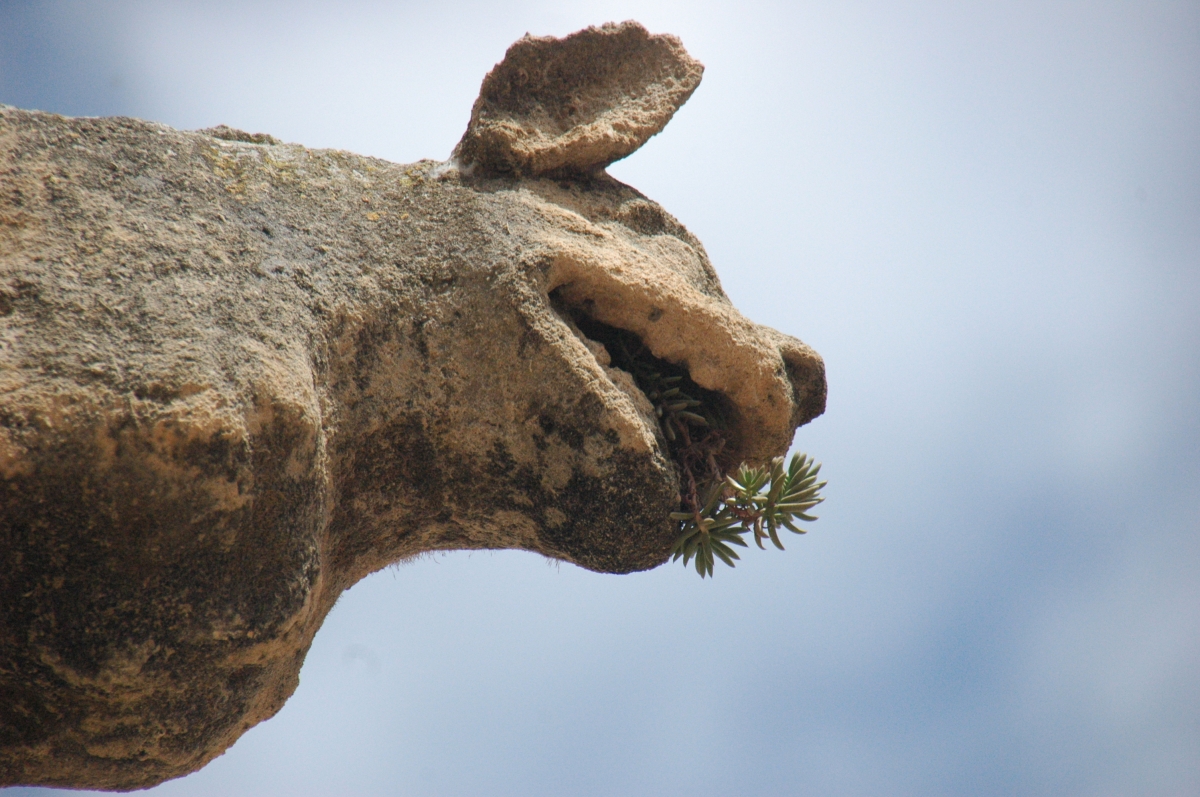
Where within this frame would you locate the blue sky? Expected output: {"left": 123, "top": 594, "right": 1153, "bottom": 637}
{"left": 3, "top": 2, "right": 1198, "bottom": 794}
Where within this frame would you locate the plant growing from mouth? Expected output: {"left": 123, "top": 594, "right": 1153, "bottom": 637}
{"left": 596, "top": 325, "right": 827, "bottom": 578}
{"left": 669, "top": 453, "right": 825, "bottom": 578}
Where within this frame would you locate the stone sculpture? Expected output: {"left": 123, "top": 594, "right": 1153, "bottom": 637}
{"left": 0, "top": 21, "right": 824, "bottom": 789}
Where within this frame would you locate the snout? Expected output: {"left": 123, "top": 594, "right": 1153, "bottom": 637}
{"left": 531, "top": 194, "right": 826, "bottom": 469}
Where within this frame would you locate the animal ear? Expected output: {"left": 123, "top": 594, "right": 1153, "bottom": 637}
{"left": 452, "top": 21, "right": 703, "bottom": 178}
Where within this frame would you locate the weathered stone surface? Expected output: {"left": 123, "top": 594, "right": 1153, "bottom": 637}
{"left": 452, "top": 21, "right": 704, "bottom": 176}
{"left": 0, "top": 24, "right": 823, "bottom": 790}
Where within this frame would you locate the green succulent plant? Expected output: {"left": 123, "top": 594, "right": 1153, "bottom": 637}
{"left": 670, "top": 453, "right": 826, "bottom": 578}
{"left": 581, "top": 319, "right": 827, "bottom": 578}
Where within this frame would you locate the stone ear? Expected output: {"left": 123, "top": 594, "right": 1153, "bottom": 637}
{"left": 451, "top": 21, "right": 703, "bottom": 177}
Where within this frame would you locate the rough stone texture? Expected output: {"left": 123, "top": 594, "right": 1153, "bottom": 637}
{"left": 452, "top": 21, "right": 704, "bottom": 177}
{"left": 0, "top": 23, "right": 823, "bottom": 791}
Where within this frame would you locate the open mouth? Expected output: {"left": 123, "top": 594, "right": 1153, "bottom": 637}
{"left": 534, "top": 205, "right": 827, "bottom": 574}
{"left": 550, "top": 287, "right": 743, "bottom": 515}
{"left": 548, "top": 283, "right": 828, "bottom": 578}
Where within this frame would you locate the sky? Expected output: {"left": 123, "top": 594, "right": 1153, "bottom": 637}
{"left": 2, "top": 1, "right": 1198, "bottom": 794}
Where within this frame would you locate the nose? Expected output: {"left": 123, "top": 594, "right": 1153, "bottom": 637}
{"left": 761, "top": 325, "right": 827, "bottom": 434}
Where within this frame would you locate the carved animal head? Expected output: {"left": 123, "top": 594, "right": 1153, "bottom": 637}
{"left": 0, "top": 22, "right": 823, "bottom": 789}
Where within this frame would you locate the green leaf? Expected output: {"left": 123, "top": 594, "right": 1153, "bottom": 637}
{"left": 767, "top": 521, "right": 785, "bottom": 551}
{"left": 708, "top": 517, "right": 743, "bottom": 533}
{"left": 774, "top": 501, "right": 820, "bottom": 513}
{"left": 781, "top": 517, "right": 808, "bottom": 535}
{"left": 710, "top": 542, "right": 739, "bottom": 567}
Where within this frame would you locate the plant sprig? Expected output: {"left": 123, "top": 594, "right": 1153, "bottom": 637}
{"left": 608, "top": 331, "right": 826, "bottom": 578}
{"left": 556, "top": 306, "right": 826, "bottom": 578}
{"left": 669, "top": 453, "right": 825, "bottom": 578}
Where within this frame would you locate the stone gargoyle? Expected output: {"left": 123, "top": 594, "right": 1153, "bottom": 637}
{"left": 0, "top": 21, "right": 825, "bottom": 790}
